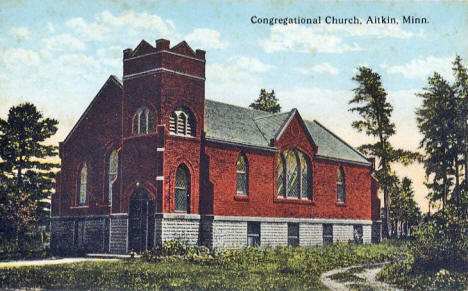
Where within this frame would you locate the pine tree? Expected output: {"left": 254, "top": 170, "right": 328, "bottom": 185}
{"left": 0, "top": 103, "right": 59, "bottom": 246}
{"left": 249, "top": 89, "right": 281, "bottom": 113}
{"left": 350, "top": 66, "right": 420, "bottom": 238}
{"left": 416, "top": 72, "right": 458, "bottom": 210}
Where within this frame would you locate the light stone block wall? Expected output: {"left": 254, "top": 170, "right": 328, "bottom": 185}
{"left": 260, "top": 222, "right": 288, "bottom": 247}
{"left": 158, "top": 214, "right": 200, "bottom": 245}
{"left": 333, "top": 224, "right": 354, "bottom": 243}
{"left": 211, "top": 220, "right": 247, "bottom": 249}
{"left": 363, "top": 224, "right": 372, "bottom": 244}
{"left": 109, "top": 214, "right": 128, "bottom": 254}
{"left": 299, "top": 223, "right": 323, "bottom": 246}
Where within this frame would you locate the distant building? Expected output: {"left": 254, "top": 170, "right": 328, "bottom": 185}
{"left": 51, "top": 39, "right": 381, "bottom": 254}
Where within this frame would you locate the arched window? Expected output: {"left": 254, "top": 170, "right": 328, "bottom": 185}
{"left": 108, "top": 150, "right": 118, "bottom": 205}
{"left": 175, "top": 165, "right": 190, "bottom": 212}
{"left": 337, "top": 167, "right": 345, "bottom": 203}
{"left": 78, "top": 163, "right": 87, "bottom": 206}
{"left": 277, "top": 149, "right": 311, "bottom": 199}
{"left": 133, "top": 107, "right": 154, "bottom": 135}
{"left": 236, "top": 153, "right": 248, "bottom": 195}
{"left": 169, "top": 108, "right": 195, "bottom": 136}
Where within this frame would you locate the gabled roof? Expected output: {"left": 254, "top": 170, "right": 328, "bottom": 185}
{"left": 63, "top": 75, "right": 122, "bottom": 144}
{"left": 204, "top": 99, "right": 371, "bottom": 166}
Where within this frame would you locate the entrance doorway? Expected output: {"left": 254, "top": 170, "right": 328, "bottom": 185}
{"left": 128, "top": 189, "right": 154, "bottom": 253}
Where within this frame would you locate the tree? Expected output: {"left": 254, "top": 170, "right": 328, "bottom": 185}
{"left": 416, "top": 72, "right": 459, "bottom": 210}
{"left": 389, "top": 176, "right": 421, "bottom": 237}
{"left": 0, "top": 103, "right": 59, "bottom": 247}
{"left": 349, "top": 66, "right": 420, "bottom": 238}
{"left": 249, "top": 89, "right": 281, "bottom": 113}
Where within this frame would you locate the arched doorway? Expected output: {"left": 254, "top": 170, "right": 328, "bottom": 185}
{"left": 128, "top": 189, "right": 154, "bottom": 253}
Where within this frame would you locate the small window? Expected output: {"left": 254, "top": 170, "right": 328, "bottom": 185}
{"left": 247, "top": 222, "right": 260, "bottom": 246}
{"left": 236, "top": 153, "right": 248, "bottom": 195}
{"left": 353, "top": 225, "right": 363, "bottom": 244}
{"left": 78, "top": 163, "right": 87, "bottom": 206}
{"left": 169, "top": 108, "right": 195, "bottom": 136}
{"left": 133, "top": 107, "right": 154, "bottom": 135}
{"left": 175, "top": 165, "right": 190, "bottom": 212}
{"left": 108, "top": 150, "right": 118, "bottom": 205}
{"left": 337, "top": 167, "right": 345, "bottom": 203}
{"left": 288, "top": 223, "right": 299, "bottom": 247}
{"left": 323, "top": 224, "right": 333, "bottom": 245}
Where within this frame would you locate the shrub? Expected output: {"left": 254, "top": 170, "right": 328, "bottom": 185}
{"left": 409, "top": 210, "right": 468, "bottom": 271}
{"left": 141, "top": 240, "right": 212, "bottom": 263}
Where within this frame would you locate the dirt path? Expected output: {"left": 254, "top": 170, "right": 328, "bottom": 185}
{"left": 320, "top": 262, "right": 402, "bottom": 291}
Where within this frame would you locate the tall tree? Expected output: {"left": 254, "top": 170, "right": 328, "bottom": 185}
{"left": 389, "top": 176, "right": 421, "bottom": 237}
{"left": 452, "top": 56, "right": 468, "bottom": 215}
{"left": 416, "top": 72, "right": 458, "bottom": 210}
{"left": 249, "top": 89, "right": 281, "bottom": 113}
{"left": 0, "top": 103, "right": 59, "bottom": 246}
{"left": 349, "top": 66, "right": 420, "bottom": 238}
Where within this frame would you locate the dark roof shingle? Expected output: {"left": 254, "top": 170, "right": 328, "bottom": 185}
{"left": 205, "top": 99, "right": 370, "bottom": 166}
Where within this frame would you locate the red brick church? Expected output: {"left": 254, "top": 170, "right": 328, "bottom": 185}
{"left": 51, "top": 39, "right": 381, "bottom": 254}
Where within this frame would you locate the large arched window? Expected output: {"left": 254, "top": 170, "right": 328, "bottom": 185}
{"left": 175, "top": 165, "right": 190, "bottom": 212}
{"left": 169, "top": 108, "right": 195, "bottom": 136}
{"left": 133, "top": 107, "right": 154, "bottom": 135}
{"left": 108, "top": 150, "right": 118, "bottom": 205}
{"left": 78, "top": 163, "right": 87, "bottom": 206}
{"left": 236, "top": 153, "right": 248, "bottom": 195}
{"left": 337, "top": 167, "right": 345, "bottom": 203}
{"left": 277, "top": 149, "right": 311, "bottom": 199}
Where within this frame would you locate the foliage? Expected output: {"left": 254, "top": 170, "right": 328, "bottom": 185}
{"left": 410, "top": 210, "right": 468, "bottom": 271}
{"left": 0, "top": 240, "right": 407, "bottom": 290}
{"left": 249, "top": 89, "right": 281, "bottom": 113}
{"left": 0, "top": 103, "right": 58, "bottom": 247}
{"left": 378, "top": 209, "right": 468, "bottom": 290}
{"left": 416, "top": 56, "right": 468, "bottom": 213}
{"left": 388, "top": 177, "right": 422, "bottom": 236}
{"left": 349, "top": 66, "right": 420, "bottom": 237}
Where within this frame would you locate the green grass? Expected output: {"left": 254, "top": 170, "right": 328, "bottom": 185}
{"left": 0, "top": 241, "right": 407, "bottom": 290}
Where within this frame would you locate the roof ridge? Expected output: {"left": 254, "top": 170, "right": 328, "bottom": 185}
{"left": 206, "top": 99, "right": 270, "bottom": 114}
{"left": 312, "top": 120, "right": 370, "bottom": 162}
{"left": 253, "top": 110, "right": 290, "bottom": 120}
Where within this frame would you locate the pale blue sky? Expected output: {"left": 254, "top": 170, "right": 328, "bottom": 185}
{"left": 1, "top": 0, "right": 467, "bottom": 211}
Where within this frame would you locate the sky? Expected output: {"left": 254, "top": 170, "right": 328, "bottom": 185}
{"left": 1, "top": 0, "right": 467, "bottom": 212}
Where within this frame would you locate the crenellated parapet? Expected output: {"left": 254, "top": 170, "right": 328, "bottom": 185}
{"left": 122, "top": 39, "right": 205, "bottom": 80}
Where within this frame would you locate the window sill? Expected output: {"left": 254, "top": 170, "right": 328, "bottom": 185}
{"left": 335, "top": 202, "right": 346, "bottom": 207}
{"left": 234, "top": 195, "right": 249, "bottom": 201}
{"left": 274, "top": 198, "right": 315, "bottom": 205}
{"left": 69, "top": 206, "right": 89, "bottom": 209}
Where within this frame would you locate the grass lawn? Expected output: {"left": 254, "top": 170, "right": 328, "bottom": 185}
{"left": 0, "top": 241, "right": 407, "bottom": 290}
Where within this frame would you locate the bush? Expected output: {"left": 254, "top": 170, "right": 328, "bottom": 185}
{"left": 141, "top": 240, "right": 212, "bottom": 263}
{"left": 409, "top": 210, "right": 468, "bottom": 271}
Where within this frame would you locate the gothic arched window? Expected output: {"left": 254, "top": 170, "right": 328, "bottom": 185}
{"left": 175, "top": 165, "right": 191, "bottom": 212}
{"left": 108, "top": 150, "right": 118, "bottom": 205}
{"left": 277, "top": 149, "right": 312, "bottom": 199}
{"left": 78, "top": 163, "right": 87, "bottom": 206}
{"left": 169, "top": 108, "right": 195, "bottom": 136}
{"left": 337, "top": 167, "right": 346, "bottom": 203}
{"left": 236, "top": 153, "right": 248, "bottom": 195}
{"left": 133, "top": 107, "right": 154, "bottom": 135}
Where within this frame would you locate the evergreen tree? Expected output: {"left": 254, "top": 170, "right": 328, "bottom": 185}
{"left": 416, "top": 72, "right": 458, "bottom": 210}
{"left": 349, "top": 66, "right": 420, "bottom": 238}
{"left": 249, "top": 89, "right": 281, "bottom": 113}
{"left": 0, "top": 103, "right": 59, "bottom": 246}
{"left": 389, "top": 177, "right": 421, "bottom": 237}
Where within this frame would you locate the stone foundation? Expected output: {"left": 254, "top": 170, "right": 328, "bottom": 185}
{"left": 51, "top": 214, "right": 379, "bottom": 254}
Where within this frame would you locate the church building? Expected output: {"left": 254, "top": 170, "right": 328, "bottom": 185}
{"left": 51, "top": 39, "right": 381, "bottom": 254}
